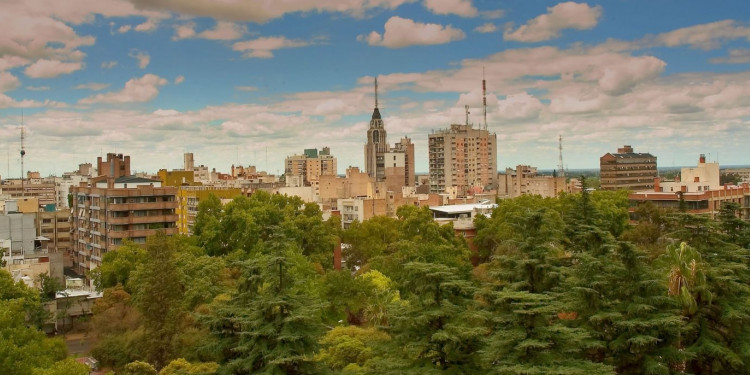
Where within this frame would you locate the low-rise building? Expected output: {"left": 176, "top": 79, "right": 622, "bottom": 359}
{"left": 498, "top": 165, "right": 566, "bottom": 198}
{"left": 600, "top": 145, "right": 657, "bottom": 191}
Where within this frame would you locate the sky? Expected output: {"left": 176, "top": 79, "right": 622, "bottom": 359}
{"left": 2, "top": 0, "right": 750, "bottom": 177}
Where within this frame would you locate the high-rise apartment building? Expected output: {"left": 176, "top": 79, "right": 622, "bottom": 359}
{"left": 71, "top": 154, "right": 177, "bottom": 279}
{"left": 600, "top": 145, "right": 657, "bottom": 191}
{"left": 428, "top": 124, "right": 498, "bottom": 195}
{"left": 285, "top": 147, "right": 337, "bottom": 187}
{"left": 363, "top": 78, "right": 415, "bottom": 189}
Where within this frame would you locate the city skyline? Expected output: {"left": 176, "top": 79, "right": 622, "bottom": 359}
{"left": 1, "top": 0, "right": 750, "bottom": 177}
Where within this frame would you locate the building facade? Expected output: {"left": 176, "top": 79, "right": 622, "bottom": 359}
{"left": 600, "top": 145, "right": 657, "bottom": 191}
{"left": 71, "top": 177, "right": 178, "bottom": 277}
{"left": 498, "top": 165, "right": 566, "bottom": 198}
{"left": 428, "top": 124, "right": 498, "bottom": 195}
{"left": 285, "top": 147, "right": 338, "bottom": 187}
{"left": 363, "top": 79, "right": 415, "bottom": 190}
{"left": 176, "top": 186, "right": 242, "bottom": 235}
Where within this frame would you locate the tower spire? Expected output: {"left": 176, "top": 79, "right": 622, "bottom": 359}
{"left": 558, "top": 134, "right": 565, "bottom": 179}
{"left": 374, "top": 76, "right": 378, "bottom": 108}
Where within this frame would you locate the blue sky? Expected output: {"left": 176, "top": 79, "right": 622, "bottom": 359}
{"left": 1, "top": 0, "right": 750, "bottom": 177}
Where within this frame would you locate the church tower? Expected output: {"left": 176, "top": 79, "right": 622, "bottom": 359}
{"left": 364, "top": 77, "right": 388, "bottom": 180}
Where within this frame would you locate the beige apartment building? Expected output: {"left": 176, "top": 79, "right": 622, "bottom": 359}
{"left": 71, "top": 153, "right": 177, "bottom": 278}
{"left": 428, "top": 124, "right": 497, "bottom": 195}
{"left": 498, "top": 165, "right": 566, "bottom": 198}
{"left": 285, "top": 147, "right": 337, "bottom": 187}
{"left": 600, "top": 145, "right": 657, "bottom": 191}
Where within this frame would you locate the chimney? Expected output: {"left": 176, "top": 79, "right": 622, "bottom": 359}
{"left": 699, "top": 154, "right": 706, "bottom": 164}
{"left": 654, "top": 177, "right": 660, "bottom": 192}
{"left": 333, "top": 238, "right": 342, "bottom": 271}
{"left": 107, "top": 176, "right": 114, "bottom": 189}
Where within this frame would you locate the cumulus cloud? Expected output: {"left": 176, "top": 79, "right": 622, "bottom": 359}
{"left": 653, "top": 20, "right": 750, "bottom": 50}
{"left": 424, "top": 0, "right": 478, "bottom": 17}
{"left": 26, "top": 86, "right": 51, "bottom": 91}
{"left": 710, "top": 48, "right": 750, "bottom": 64}
{"left": 74, "top": 82, "right": 110, "bottom": 91}
{"left": 79, "top": 74, "right": 168, "bottom": 104}
{"left": 598, "top": 56, "right": 666, "bottom": 95}
{"left": 0, "top": 72, "right": 21, "bottom": 92}
{"left": 232, "top": 36, "right": 310, "bottom": 58}
{"left": 129, "top": 50, "right": 150, "bottom": 69}
{"left": 504, "top": 2, "right": 602, "bottom": 42}
{"left": 173, "top": 21, "right": 246, "bottom": 41}
{"left": 101, "top": 61, "right": 118, "bottom": 69}
{"left": 174, "top": 75, "right": 185, "bottom": 85}
{"left": 359, "top": 16, "right": 465, "bottom": 48}
{"left": 474, "top": 23, "right": 497, "bottom": 33}
{"left": 24, "top": 59, "right": 84, "bottom": 78}
{"left": 128, "top": 0, "right": 412, "bottom": 22}
{"left": 496, "top": 92, "right": 543, "bottom": 120}
{"left": 134, "top": 18, "right": 159, "bottom": 32}
{"left": 235, "top": 86, "right": 258, "bottom": 91}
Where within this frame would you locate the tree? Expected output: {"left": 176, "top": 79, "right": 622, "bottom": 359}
{"left": 207, "top": 238, "right": 326, "bottom": 374}
{"left": 91, "top": 241, "right": 147, "bottom": 292}
{"left": 122, "top": 361, "right": 158, "bottom": 375}
{"left": 478, "top": 208, "right": 613, "bottom": 374}
{"left": 316, "top": 326, "right": 391, "bottom": 373}
{"left": 90, "top": 285, "right": 144, "bottom": 369}
{"left": 158, "top": 358, "right": 219, "bottom": 375}
{"left": 31, "top": 358, "right": 91, "bottom": 375}
{"left": 387, "top": 262, "right": 486, "bottom": 373}
{"left": 0, "top": 270, "right": 69, "bottom": 375}
{"left": 130, "top": 232, "right": 185, "bottom": 369}
{"left": 661, "top": 215, "right": 750, "bottom": 373}
{"left": 565, "top": 238, "right": 684, "bottom": 373}
{"left": 37, "top": 271, "right": 63, "bottom": 302}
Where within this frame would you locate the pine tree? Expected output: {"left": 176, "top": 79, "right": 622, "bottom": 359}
{"left": 207, "top": 237, "right": 326, "bottom": 374}
{"left": 386, "top": 262, "right": 487, "bottom": 374}
{"left": 662, "top": 214, "right": 750, "bottom": 374}
{"left": 478, "top": 208, "right": 614, "bottom": 374}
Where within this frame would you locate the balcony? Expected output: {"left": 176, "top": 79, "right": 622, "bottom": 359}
{"left": 108, "top": 214, "right": 179, "bottom": 225}
{"left": 108, "top": 227, "right": 179, "bottom": 239}
{"left": 107, "top": 201, "right": 178, "bottom": 211}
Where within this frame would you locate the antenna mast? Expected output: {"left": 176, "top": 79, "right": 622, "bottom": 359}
{"left": 374, "top": 77, "right": 378, "bottom": 108}
{"left": 557, "top": 135, "right": 565, "bottom": 178}
{"left": 464, "top": 105, "right": 470, "bottom": 126}
{"left": 482, "top": 67, "right": 487, "bottom": 131}
{"left": 20, "top": 113, "right": 26, "bottom": 196}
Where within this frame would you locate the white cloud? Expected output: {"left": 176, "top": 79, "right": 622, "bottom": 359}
{"left": 504, "top": 2, "right": 602, "bottom": 42}
{"left": 134, "top": 18, "right": 159, "bottom": 32}
{"left": 496, "top": 92, "right": 543, "bottom": 120}
{"left": 129, "top": 50, "right": 150, "bottom": 69}
{"left": 174, "top": 75, "right": 185, "bottom": 85}
{"left": 359, "top": 16, "right": 465, "bottom": 48}
{"left": 79, "top": 74, "right": 168, "bottom": 104}
{"left": 710, "top": 48, "right": 750, "bottom": 64}
{"left": 74, "top": 82, "right": 110, "bottom": 91}
{"left": 474, "top": 23, "right": 497, "bottom": 33}
{"left": 235, "top": 86, "right": 258, "bottom": 91}
{"left": 481, "top": 9, "right": 504, "bottom": 19}
{"left": 117, "top": 24, "right": 132, "bottom": 33}
{"left": 128, "top": 0, "right": 413, "bottom": 23}
{"left": 101, "top": 61, "right": 118, "bottom": 69}
{"left": 424, "top": 0, "right": 478, "bottom": 17}
{"left": 26, "top": 86, "right": 51, "bottom": 91}
{"left": 0, "top": 72, "right": 21, "bottom": 92}
{"left": 653, "top": 20, "right": 750, "bottom": 50}
{"left": 24, "top": 59, "right": 84, "bottom": 78}
{"left": 232, "top": 37, "right": 310, "bottom": 58}
{"left": 598, "top": 56, "right": 666, "bottom": 95}
{"left": 173, "top": 21, "right": 246, "bottom": 41}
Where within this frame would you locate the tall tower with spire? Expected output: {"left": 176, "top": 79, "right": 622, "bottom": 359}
{"left": 364, "top": 77, "right": 389, "bottom": 181}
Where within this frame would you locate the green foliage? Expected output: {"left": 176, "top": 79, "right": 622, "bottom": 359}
{"left": 341, "top": 216, "right": 400, "bottom": 268}
{"left": 207, "top": 241, "right": 326, "bottom": 374}
{"left": 317, "top": 326, "right": 390, "bottom": 372}
{"left": 158, "top": 358, "right": 219, "bottom": 375}
{"left": 122, "top": 361, "right": 158, "bottom": 375}
{"left": 131, "top": 232, "right": 186, "bottom": 369}
{"left": 0, "top": 270, "right": 68, "bottom": 375}
{"left": 31, "top": 358, "right": 90, "bottom": 375}
{"left": 388, "top": 262, "right": 487, "bottom": 373}
{"left": 91, "top": 241, "right": 147, "bottom": 292}
{"left": 36, "top": 271, "right": 63, "bottom": 302}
